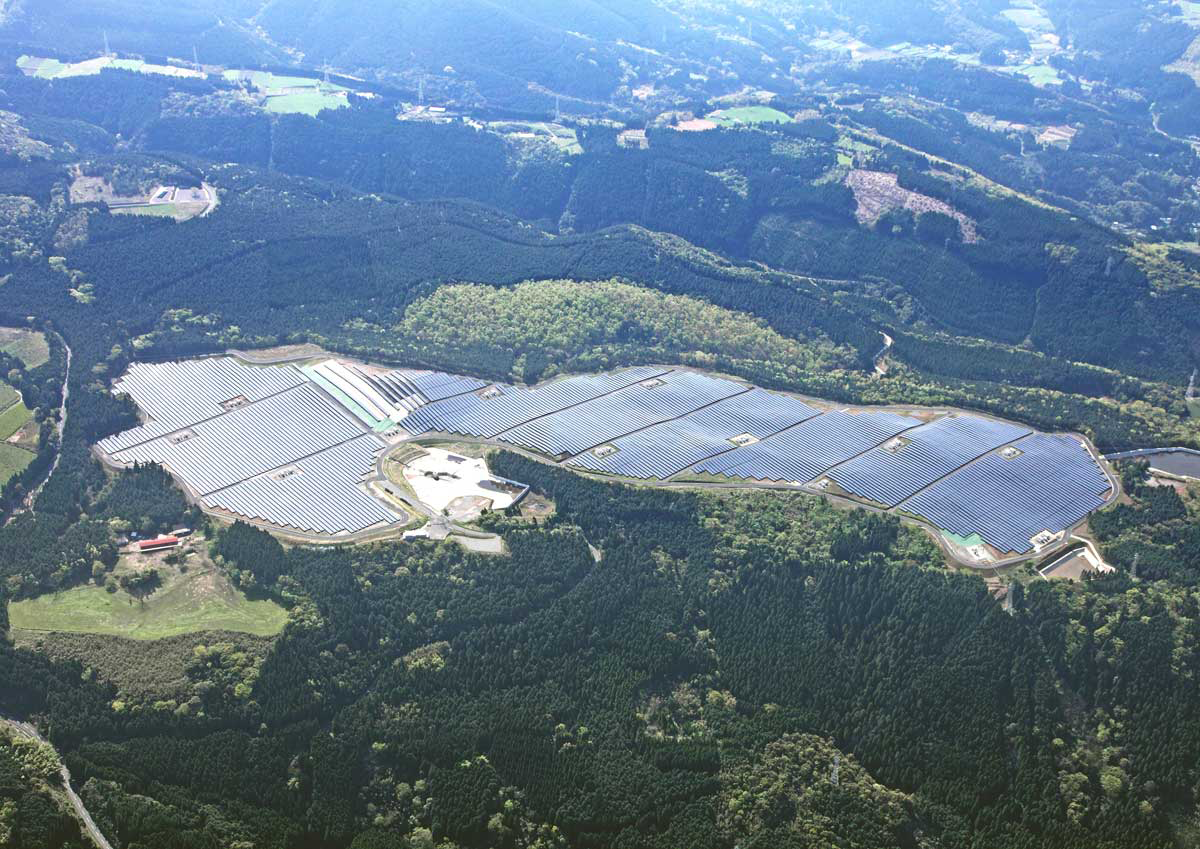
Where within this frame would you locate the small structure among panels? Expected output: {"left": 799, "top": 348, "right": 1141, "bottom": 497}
{"left": 694, "top": 411, "right": 923, "bottom": 483}
{"left": 203, "top": 436, "right": 396, "bottom": 535}
{"left": 899, "top": 434, "right": 1112, "bottom": 554}
{"left": 100, "top": 357, "right": 308, "bottom": 452}
{"left": 828, "top": 414, "right": 1032, "bottom": 506}
{"left": 499, "top": 371, "right": 748, "bottom": 458}
{"left": 402, "top": 367, "right": 668, "bottom": 438}
{"left": 568, "top": 389, "right": 821, "bottom": 479}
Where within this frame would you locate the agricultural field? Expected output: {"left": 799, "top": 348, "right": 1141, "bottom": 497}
{"left": 0, "top": 442, "right": 32, "bottom": 483}
{"left": 0, "top": 327, "right": 49, "bottom": 367}
{"left": 1013, "top": 63, "right": 1061, "bottom": 86}
{"left": 16, "top": 54, "right": 204, "bottom": 80}
{"left": 707, "top": 106, "right": 793, "bottom": 127}
{"left": 488, "top": 121, "right": 582, "bottom": 154}
{"left": 0, "top": 399, "right": 31, "bottom": 437}
{"left": 7, "top": 549, "right": 288, "bottom": 640}
{"left": 225, "top": 69, "right": 351, "bottom": 116}
{"left": 263, "top": 89, "right": 348, "bottom": 116}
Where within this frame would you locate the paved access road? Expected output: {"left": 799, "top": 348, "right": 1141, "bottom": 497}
{"left": 1, "top": 715, "right": 112, "bottom": 849}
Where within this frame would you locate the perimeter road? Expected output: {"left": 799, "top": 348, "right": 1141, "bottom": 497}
{"left": 0, "top": 715, "right": 113, "bottom": 849}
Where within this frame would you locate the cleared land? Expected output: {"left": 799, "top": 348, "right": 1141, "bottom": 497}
{"left": 71, "top": 176, "right": 216, "bottom": 222}
{"left": 708, "top": 106, "right": 792, "bottom": 126}
{"left": 226, "top": 69, "right": 350, "bottom": 116}
{"left": 264, "top": 90, "right": 348, "bottom": 116}
{"left": 846, "top": 169, "right": 980, "bottom": 242}
{"left": 8, "top": 553, "right": 288, "bottom": 640}
{"left": 0, "top": 327, "right": 49, "bottom": 367}
{"left": 17, "top": 55, "right": 205, "bottom": 80}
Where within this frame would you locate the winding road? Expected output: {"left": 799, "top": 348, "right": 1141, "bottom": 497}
{"left": 0, "top": 716, "right": 112, "bottom": 849}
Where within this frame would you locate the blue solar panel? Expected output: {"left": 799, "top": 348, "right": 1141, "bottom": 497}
{"left": 568, "top": 389, "right": 821, "bottom": 479}
{"left": 828, "top": 415, "right": 1032, "bottom": 506}
{"left": 501, "top": 371, "right": 748, "bottom": 457}
{"left": 900, "top": 434, "right": 1111, "bottom": 553}
{"left": 387, "top": 370, "right": 491, "bottom": 403}
{"left": 399, "top": 367, "right": 668, "bottom": 436}
{"left": 694, "top": 410, "right": 922, "bottom": 482}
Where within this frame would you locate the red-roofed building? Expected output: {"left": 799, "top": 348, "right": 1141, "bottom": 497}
{"left": 138, "top": 535, "right": 179, "bottom": 553}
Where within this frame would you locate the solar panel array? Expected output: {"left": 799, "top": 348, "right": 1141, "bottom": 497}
{"left": 101, "top": 360, "right": 402, "bottom": 536}
{"left": 400, "top": 367, "right": 668, "bottom": 437}
{"left": 387, "top": 370, "right": 492, "bottom": 403}
{"left": 99, "top": 356, "right": 1114, "bottom": 552}
{"left": 108, "top": 384, "right": 367, "bottom": 495}
{"left": 568, "top": 389, "right": 821, "bottom": 479}
{"left": 500, "top": 371, "right": 748, "bottom": 457}
{"left": 900, "top": 434, "right": 1111, "bottom": 553}
{"left": 694, "top": 411, "right": 923, "bottom": 482}
{"left": 100, "top": 357, "right": 307, "bottom": 453}
{"left": 829, "top": 415, "right": 1033, "bottom": 506}
{"left": 203, "top": 436, "right": 394, "bottom": 535}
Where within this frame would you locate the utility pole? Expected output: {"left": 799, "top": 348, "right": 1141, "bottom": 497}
{"left": 103, "top": 30, "right": 110, "bottom": 58}
{"left": 555, "top": 94, "right": 561, "bottom": 122}
{"left": 831, "top": 754, "right": 840, "bottom": 786}
{"left": 193, "top": 45, "right": 200, "bottom": 71}
{"left": 419, "top": 75, "right": 425, "bottom": 106}
{"left": 1131, "top": 551, "right": 1140, "bottom": 581}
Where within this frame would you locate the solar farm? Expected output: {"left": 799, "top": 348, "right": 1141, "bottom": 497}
{"left": 96, "top": 355, "right": 1116, "bottom": 559}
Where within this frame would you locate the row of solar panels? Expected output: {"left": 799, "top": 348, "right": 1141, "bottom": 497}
{"left": 101, "top": 357, "right": 307, "bottom": 453}
{"left": 568, "top": 389, "right": 822, "bottom": 479}
{"left": 202, "top": 435, "right": 396, "bottom": 535}
{"left": 100, "top": 359, "right": 401, "bottom": 536}
{"left": 899, "top": 434, "right": 1111, "bottom": 554}
{"left": 400, "top": 366, "right": 669, "bottom": 437}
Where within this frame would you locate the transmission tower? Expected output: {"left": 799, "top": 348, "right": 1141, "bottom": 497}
{"left": 103, "top": 30, "right": 110, "bottom": 58}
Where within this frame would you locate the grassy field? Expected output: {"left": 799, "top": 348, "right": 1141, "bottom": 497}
{"left": 9, "top": 554, "right": 288, "bottom": 640}
{"left": 1014, "top": 63, "right": 1060, "bottom": 86}
{"left": 17, "top": 55, "right": 204, "bottom": 81}
{"left": 0, "top": 327, "right": 49, "bottom": 367}
{"left": 111, "top": 203, "right": 182, "bottom": 218}
{"left": 0, "top": 443, "right": 33, "bottom": 483}
{"left": 264, "top": 90, "right": 348, "bottom": 116}
{"left": 709, "top": 106, "right": 793, "bottom": 127}
{"left": 0, "top": 399, "right": 33, "bottom": 439}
